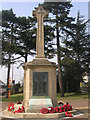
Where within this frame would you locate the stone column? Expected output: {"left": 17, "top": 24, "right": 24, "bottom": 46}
{"left": 23, "top": 67, "right": 30, "bottom": 110}
{"left": 33, "top": 5, "right": 48, "bottom": 58}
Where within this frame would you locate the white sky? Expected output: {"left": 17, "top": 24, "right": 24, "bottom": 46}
{"left": 0, "top": 0, "right": 89, "bottom": 2}
{"left": 0, "top": 1, "right": 89, "bottom": 84}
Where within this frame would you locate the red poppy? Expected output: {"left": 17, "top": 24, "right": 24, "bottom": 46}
{"left": 55, "top": 107, "right": 59, "bottom": 112}
{"left": 48, "top": 107, "right": 55, "bottom": 113}
{"left": 65, "top": 111, "right": 72, "bottom": 117}
{"left": 58, "top": 106, "right": 62, "bottom": 113}
{"left": 40, "top": 108, "right": 48, "bottom": 114}
{"left": 66, "top": 105, "right": 69, "bottom": 111}
{"left": 62, "top": 105, "right": 66, "bottom": 112}
{"left": 18, "top": 106, "right": 25, "bottom": 113}
{"left": 13, "top": 110, "right": 19, "bottom": 113}
{"left": 8, "top": 104, "right": 14, "bottom": 111}
{"left": 64, "top": 104, "right": 68, "bottom": 111}
{"left": 69, "top": 105, "right": 72, "bottom": 111}
{"left": 66, "top": 104, "right": 72, "bottom": 111}
{"left": 13, "top": 106, "right": 25, "bottom": 113}
{"left": 10, "top": 102, "right": 14, "bottom": 105}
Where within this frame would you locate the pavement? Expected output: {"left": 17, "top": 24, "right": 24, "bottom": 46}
{"left": 58, "top": 99, "right": 89, "bottom": 119}
{"left": 0, "top": 97, "right": 89, "bottom": 120}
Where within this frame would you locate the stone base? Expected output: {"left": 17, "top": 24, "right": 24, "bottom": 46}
{"left": 23, "top": 57, "right": 58, "bottom": 111}
{"left": 28, "top": 98, "right": 53, "bottom": 113}
{"left": 23, "top": 57, "right": 57, "bottom": 66}
{"left": 2, "top": 108, "right": 77, "bottom": 119}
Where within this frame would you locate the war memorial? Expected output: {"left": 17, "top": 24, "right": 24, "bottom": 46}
{"left": 2, "top": 5, "right": 77, "bottom": 119}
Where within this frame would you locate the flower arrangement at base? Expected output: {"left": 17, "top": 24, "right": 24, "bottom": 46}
{"left": 65, "top": 111, "right": 72, "bottom": 117}
{"left": 58, "top": 106, "right": 62, "bottom": 113}
{"left": 55, "top": 106, "right": 59, "bottom": 113}
{"left": 40, "top": 102, "right": 73, "bottom": 115}
{"left": 8, "top": 102, "right": 25, "bottom": 113}
{"left": 66, "top": 102, "right": 72, "bottom": 111}
{"left": 40, "top": 108, "right": 48, "bottom": 114}
{"left": 8, "top": 102, "right": 14, "bottom": 111}
{"left": 62, "top": 105, "right": 66, "bottom": 112}
{"left": 48, "top": 107, "right": 55, "bottom": 113}
{"left": 13, "top": 106, "right": 25, "bottom": 113}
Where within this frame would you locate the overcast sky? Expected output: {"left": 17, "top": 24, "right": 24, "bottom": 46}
{"left": 0, "top": 1, "right": 89, "bottom": 84}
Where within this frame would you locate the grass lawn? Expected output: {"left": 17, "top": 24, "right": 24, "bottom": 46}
{"left": 2, "top": 93, "right": 23, "bottom": 102}
{"left": 2, "top": 92, "right": 89, "bottom": 102}
{"left": 57, "top": 92, "right": 89, "bottom": 101}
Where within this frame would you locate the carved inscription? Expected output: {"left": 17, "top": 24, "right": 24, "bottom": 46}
{"left": 33, "top": 72, "right": 48, "bottom": 96}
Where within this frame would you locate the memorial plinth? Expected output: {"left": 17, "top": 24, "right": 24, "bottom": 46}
{"left": 23, "top": 5, "right": 58, "bottom": 113}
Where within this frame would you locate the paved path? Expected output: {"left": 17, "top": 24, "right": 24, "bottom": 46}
{"left": 59, "top": 99, "right": 89, "bottom": 119}
{"left": 58, "top": 99, "right": 89, "bottom": 109}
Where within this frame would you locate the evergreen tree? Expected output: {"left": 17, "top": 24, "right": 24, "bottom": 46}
{"left": 62, "top": 11, "right": 90, "bottom": 92}
{"left": 17, "top": 16, "right": 56, "bottom": 61}
{"left": 1, "top": 9, "right": 22, "bottom": 97}
{"left": 44, "top": 24, "right": 56, "bottom": 59}
{"left": 43, "top": 2, "right": 74, "bottom": 97}
{"left": 16, "top": 16, "right": 36, "bottom": 62}
{"left": 1, "top": 8, "right": 56, "bottom": 97}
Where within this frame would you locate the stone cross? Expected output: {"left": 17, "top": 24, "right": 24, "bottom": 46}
{"left": 33, "top": 5, "right": 48, "bottom": 58}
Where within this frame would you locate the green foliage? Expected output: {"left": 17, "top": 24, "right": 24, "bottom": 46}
{"left": 11, "top": 83, "right": 20, "bottom": 94}
{"left": 1, "top": 9, "right": 24, "bottom": 66}
{"left": 1, "top": 3, "right": 89, "bottom": 97}
{"left": 44, "top": 25, "right": 56, "bottom": 59}
{"left": 2, "top": 9, "right": 16, "bottom": 22}
{"left": 42, "top": 2, "right": 74, "bottom": 97}
{"left": 62, "top": 11, "right": 90, "bottom": 92}
{"left": 80, "top": 82, "right": 90, "bottom": 87}
{"left": 57, "top": 92, "right": 89, "bottom": 100}
{"left": 2, "top": 92, "right": 88, "bottom": 102}
{"left": 2, "top": 93, "right": 23, "bottom": 102}
{"left": 16, "top": 16, "right": 37, "bottom": 62}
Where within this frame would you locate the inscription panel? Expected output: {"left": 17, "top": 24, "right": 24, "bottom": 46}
{"left": 33, "top": 72, "right": 48, "bottom": 96}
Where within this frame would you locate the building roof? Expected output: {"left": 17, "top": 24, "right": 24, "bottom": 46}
{"left": 0, "top": 80, "right": 5, "bottom": 86}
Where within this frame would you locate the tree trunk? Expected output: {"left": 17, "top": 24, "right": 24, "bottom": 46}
{"left": 77, "top": 54, "right": 81, "bottom": 92}
{"left": 25, "top": 52, "right": 28, "bottom": 62}
{"left": 56, "top": 20, "right": 64, "bottom": 97}
{"left": 6, "top": 55, "right": 11, "bottom": 98}
{"left": 6, "top": 23, "right": 13, "bottom": 98}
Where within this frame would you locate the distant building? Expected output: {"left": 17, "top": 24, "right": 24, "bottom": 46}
{"left": 82, "top": 72, "right": 90, "bottom": 83}
{"left": 0, "top": 80, "right": 6, "bottom": 95}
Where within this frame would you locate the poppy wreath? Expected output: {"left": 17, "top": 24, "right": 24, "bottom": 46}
{"left": 13, "top": 110, "right": 19, "bottom": 113}
{"left": 69, "top": 105, "right": 72, "bottom": 111}
{"left": 48, "top": 107, "right": 55, "bottom": 113}
{"left": 18, "top": 106, "right": 25, "bottom": 112}
{"left": 58, "top": 106, "right": 62, "bottom": 113}
{"left": 65, "top": 111, "right": 72, "bottom": 117}
{"left": 66, "top": 105, "right": 69, "bottom": 111}
{"left": 62, "top": 105, "right": 66, "bottom": 112}
{"left": 66, "top": 104, "right": 72, "bottom": 111}
{"left": 64, "top": 104, "right": 68, "bottom": 111}
{"left": 8, "top": 102, "right": 14, "bottom": 111}
{"left": 13, "top": 106, "right": 25, "bottom": 113}
{"left": 40, "top": 108, "right": 48, "bottom": 114}
{"left": 55, "top": 107, "right": 60, "bottom": 113}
